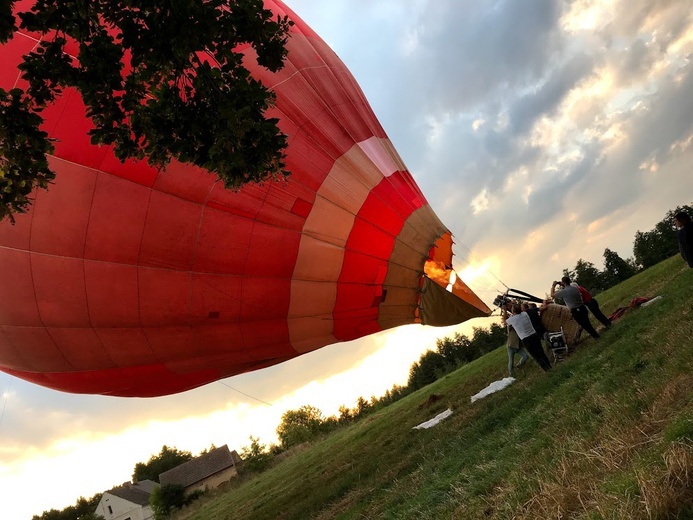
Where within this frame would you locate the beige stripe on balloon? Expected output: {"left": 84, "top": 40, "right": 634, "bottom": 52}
{"left": 288, "top": 137, "right": 401, "bottom": 353}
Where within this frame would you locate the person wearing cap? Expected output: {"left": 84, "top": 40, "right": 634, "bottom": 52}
{"left": 550, "top": 276, "right": 600, "bottom": 339}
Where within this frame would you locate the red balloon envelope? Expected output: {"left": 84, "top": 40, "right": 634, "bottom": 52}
{"left": 0, "top": 1, "right": 490, "bottom": 396}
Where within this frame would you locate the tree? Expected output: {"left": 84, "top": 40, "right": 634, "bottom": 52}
{"left": 470, "top": 324, "right": 505, "bottom": 357}
{"left": 338, "top": 404, "right": 353, "bottom": 423}
{"left": 435, "top": 332, "right": 471, "bottom": 366}
{"left": 633, "top": 229, "right": 670, "bottom": 269}
{"left": 240, "top": 435, "right": 272, "bottom": 472}
{"left": 276, "top": 405, "right": 325, "bottom": 448}
{"left": 149, "top": 484, "right": 187, "bottom": 520}
{"left": 601, "top": 248, "right": 637, "bottom": 288}
{"left": 566, "top": 258, "right": 606, "bottom": 293}
{"left": 354, "top": 396, "right": 372, "bottom": 418}
{"left": 198, "top": 443, "right": 217, "bottom": 456}
{"left": 1, "top": 1, "right": 293, "bottom": 222}
{"left": 132, "top": 445, "right": 193, "bottom": 483}
{"left": 407, "top": 350, "right": 448, "bottom": 391}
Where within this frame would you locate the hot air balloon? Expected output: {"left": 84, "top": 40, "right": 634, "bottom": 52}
{"left": 0, "top": 1, "right": 490, "bottom": 397}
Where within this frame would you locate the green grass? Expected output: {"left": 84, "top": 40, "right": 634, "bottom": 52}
{"left": 176, "top": 256, "right": 693, "bottom": 520}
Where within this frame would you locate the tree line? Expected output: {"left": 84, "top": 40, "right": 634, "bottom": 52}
{"left": 563, "top": 203, "right": 692, "bottom": 294}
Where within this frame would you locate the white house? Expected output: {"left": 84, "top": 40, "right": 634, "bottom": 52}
{"left": 94, "top": 480, "right": 158, "bottom": 520}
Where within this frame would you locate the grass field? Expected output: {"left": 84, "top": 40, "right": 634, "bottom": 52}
{"left": 177, "top": 256, "right": 693, "bottom": 519}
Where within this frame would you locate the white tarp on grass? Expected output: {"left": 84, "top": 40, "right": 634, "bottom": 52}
{"left": 470, "top": 377, "right": 515, "bottom": 403}
{"left": 412, "top": 408, "right": 453, "bottom": 430}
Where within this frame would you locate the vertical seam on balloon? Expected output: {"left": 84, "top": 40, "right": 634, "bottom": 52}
{"left": 272, "top": 33, "right": 380, "bottom": 179}
{"left": 82, "top": 170, "right": 100, "bottom": 328}
{"left": 301, "top": 35, "right": 384, "bottom": 141}
{"left": 15, "top": 37, "right": 111, "bottom": 371}
{"left": 136, "top": 187, "right": 155, "bottom": 337}
{"left": 81, "top": 172, "right": 118, "bottom": 368}
{"left": 26, "top": 168, "right": 50, "bottom": 336}
{"left": 41, "top": 327, "right": 76, "bottom": 371}
{"left": 189, "top": 179, "right": 220, "bottom": 328}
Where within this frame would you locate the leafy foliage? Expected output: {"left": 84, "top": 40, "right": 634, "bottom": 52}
{"left": 408, "top": 350, "right": 449, "bottom": 390}
{"left": 31, "top": 494, "right": 103, "bottom": 520}
{"left": 0, "top": 88, "right": 54, "bottom": 223}
{"left": 408, "top": 324, "right": 505, "bottom": 391}
{"left": 276, "top": 404, "right": 325, "bottom": 448}
{"left": 564, "top": 258, "right": 606, "bottom": 293}
{"left": 149, "top": 483, "right": 187, "bottom": 520}
{"left": 1, "top": 0, "right": 293, "bottom": 222}
{"left": 601, "top": 247, "right": 637, "bottom": 287}
{"left": 132, "top": 445, "right": 193, "bottom": 483}
{"left": 240, "top": 435, "right": 273, "bottom": 472}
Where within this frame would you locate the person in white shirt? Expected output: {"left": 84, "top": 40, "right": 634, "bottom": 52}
{"left": 502, "top": 304, "right": 551, "bottom": 372}
{"left": 503, "top": 302, "right": 528, "bottom": 376}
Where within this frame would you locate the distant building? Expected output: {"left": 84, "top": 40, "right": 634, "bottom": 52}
{"left": 94, "top": 480, "right": 158, "bottom": 520}
{"left": 159, "top": 444, "right": 241, "bottom": 494}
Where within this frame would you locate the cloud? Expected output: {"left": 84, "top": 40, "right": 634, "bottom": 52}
{"left": 410, "top": 0, "right": 565, "bottom": 112}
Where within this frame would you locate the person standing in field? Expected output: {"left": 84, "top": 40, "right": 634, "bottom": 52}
{"left": 502, "top": 303, "right": 551, "bottom": 372}
{"left": 504, "top": 302, "right": 528, "bottom": 377}
{"left": 674, "top": 211, "right": 693, "bottom": 268}
{"left": 550, "top": 277, "right": 600, "bottom": 339}
{"left": 570, "top": 282, "right": 611, "bottom": 329}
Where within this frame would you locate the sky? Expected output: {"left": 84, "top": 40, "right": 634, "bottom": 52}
{"left": 2, "top": 1, "right": 693, "bottom": 518}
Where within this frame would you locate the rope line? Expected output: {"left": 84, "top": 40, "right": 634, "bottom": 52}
{"left": 217, "top": 380, "right": 273, "bottom": 406}
{"left": 0, "top": 376, "right": 13, "bottom": 431}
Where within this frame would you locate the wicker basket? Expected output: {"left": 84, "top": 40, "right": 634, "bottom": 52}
{"left": 540, "top": 303, "right": 581, "bottom": 348}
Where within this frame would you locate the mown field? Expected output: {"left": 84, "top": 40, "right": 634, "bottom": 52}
{"left": 177, "top": 256, "right": 693, "bottom": 519}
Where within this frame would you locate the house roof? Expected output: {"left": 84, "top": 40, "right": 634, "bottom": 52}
{"left": 159, "top": 445, "right": 238, "bottom": 488}
{"left": 107, "top": 480, "right": 158, "bottom": 506}
{"left": 133, "top": 480, "right": 158, "bottom": 494}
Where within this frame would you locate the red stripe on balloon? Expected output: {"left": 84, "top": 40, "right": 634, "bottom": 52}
{"left": 333, "top": 172, "right": 424, "bottom": 340}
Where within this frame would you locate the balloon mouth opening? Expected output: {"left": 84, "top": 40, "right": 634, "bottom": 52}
{"left": 423, "top": 232, "right": 475, "bottom": 300}
{"left": 419, "top": 232, "right": 492, "bottom": 324}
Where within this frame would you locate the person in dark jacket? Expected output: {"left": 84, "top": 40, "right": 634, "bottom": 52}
{"left": 674, "top": 211, "right": 693, "bottom": 268}
{"left": 521, "top": 302, "right": 547, "bottom": 338}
